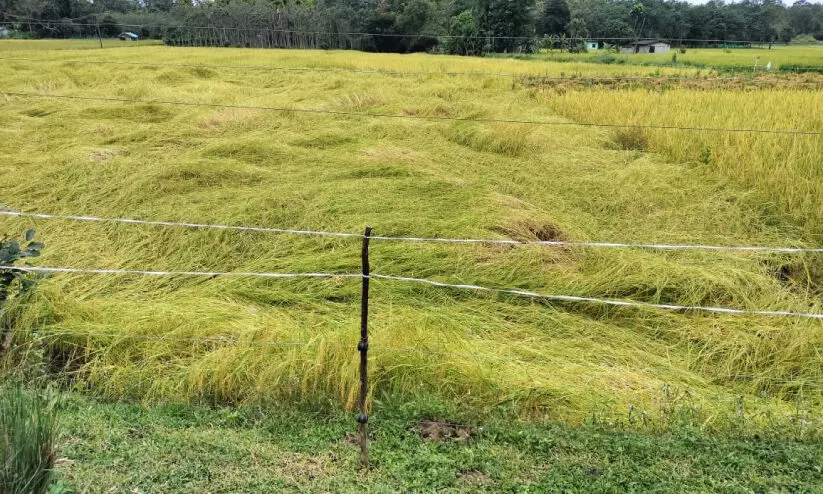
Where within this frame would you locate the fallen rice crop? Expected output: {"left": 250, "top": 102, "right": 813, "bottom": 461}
{"left": 0, "top": 40, "right": 821, "bottom": 430}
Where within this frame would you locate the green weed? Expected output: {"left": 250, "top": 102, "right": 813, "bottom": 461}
{"left": 0, "top": 386, "right": 60, "bottom": 494}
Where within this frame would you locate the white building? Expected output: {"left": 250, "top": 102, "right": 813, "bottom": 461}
{"left": 620, "top": 40, "right": 671, "bottom": 54}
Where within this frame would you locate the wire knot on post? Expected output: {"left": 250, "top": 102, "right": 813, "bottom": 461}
{"left": 357, "top": 341, "right": 368, "bottom": 352}
{"left": 356, "top": 413, "right": 369, "bottom": 424}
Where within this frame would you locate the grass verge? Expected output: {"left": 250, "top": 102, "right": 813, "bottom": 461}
{"left": 51, "top": 393, "right": 823, "bottom": 492}
{"left": 0, "top": 385, "right": 60, "bottom": 494}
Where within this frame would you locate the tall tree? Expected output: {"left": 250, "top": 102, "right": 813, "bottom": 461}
{"left": 5, "top": 0, "right": 817, "bottom": 51}
{"left": 567, "top": 16, "right": 587, "bottom": 38}
{"left": 478, "top": 0, "right": 537, "bottom": 52}
{"left": 538, "top": 0, "right": 571, "bottom": 36}
{"left": 445, "top": 9, "right": 483, "bottom": 54}
{"left": 629, "top": 1, "right": 646, "bottom": 39}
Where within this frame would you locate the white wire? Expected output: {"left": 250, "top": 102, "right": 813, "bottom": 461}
{"left": 5, "top": 265, "right": 820, "bottom": 319}
{"left": 370, "top": 234, "right": 823, "bottom": 253}
{"left": 0, "top": 210, "right": 360, "bottom": 239}
{"left": 4, "top": 210, "right": 822, "bottom": 253}
{"left": 1, "top": 265, "right": 360, "bottom": 280}
{"left": 370, "top": 274, "right": 823, "bottom": 320}
{"left": 7, "top": 265, "right": 819, "bottom": 319}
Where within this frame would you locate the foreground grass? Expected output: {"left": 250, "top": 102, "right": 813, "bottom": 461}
{"left": 53, "top": 394, "right": 823, "bottom": 492}
{"left": 0, "top": 40, "right": 821, "bottom": 426}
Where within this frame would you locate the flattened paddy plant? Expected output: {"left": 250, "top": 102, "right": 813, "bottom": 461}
{"left": 1, "top": 41, "right": 822, "bottom": 430}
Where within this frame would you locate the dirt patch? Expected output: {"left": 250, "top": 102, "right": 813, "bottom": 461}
{"left": 459, "top": 469, "right": 490, "bottom": 485}
{"left": 343, "top": 432, "right": 360, "bottom": 446}
{"left": 491, "top": 220, "right": 566, "bottom": 243}
{"left": 417, "top": 420, "right": 474, "bottom": 442}
{"left": 611, "top": 127, "right": 649, "bottom": 151}
{"left": 586, "top": 468, "right": 604, "bottom": 478}
{"left": 764, "top": 258, "right": 821, "bottom": 294}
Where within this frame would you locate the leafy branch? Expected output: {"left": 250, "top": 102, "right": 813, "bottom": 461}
{"left": 0, "top": 229, "right": 44, "bottom": 351}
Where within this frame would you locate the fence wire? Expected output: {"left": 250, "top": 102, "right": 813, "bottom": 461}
{"left": 2, "top": 265, "right": 821, "bottom": 320}
{"left": 371, "top": 273, "right": 823, "bottom": 320}
{"left": 4, "top": 209, "right": 822, "bottom": 253}
{"left": 0, "top": 18, "right": 812, "bottom": 45}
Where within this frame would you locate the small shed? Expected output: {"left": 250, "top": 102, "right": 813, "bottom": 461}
{"left": 585, "top": 40, "right": 601, "bottom": 51}
{"left": 620, "top": 40, "right": 670, "bottom": 54}
{"left": 118, "top": 32, "right": 139, "bottom": 41}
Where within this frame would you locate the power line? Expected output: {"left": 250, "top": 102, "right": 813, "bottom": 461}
{"left": 1, "top": 13, "right": 100, "bottom": 23}
{"left": 5, "top": 210, "right": 822, "bottom": 253}
{"left": 370, "top": 273, "right": 823, "bottom": 320}
{"left": 0, "top": 18, "right": 805, "bottom": 45}
{"left": 3, "top": 91, "right": 821, "bottom": 136}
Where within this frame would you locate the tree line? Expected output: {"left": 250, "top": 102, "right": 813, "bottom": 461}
{"left": 1, "top": 0, "right": 822, "bottom": 54}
